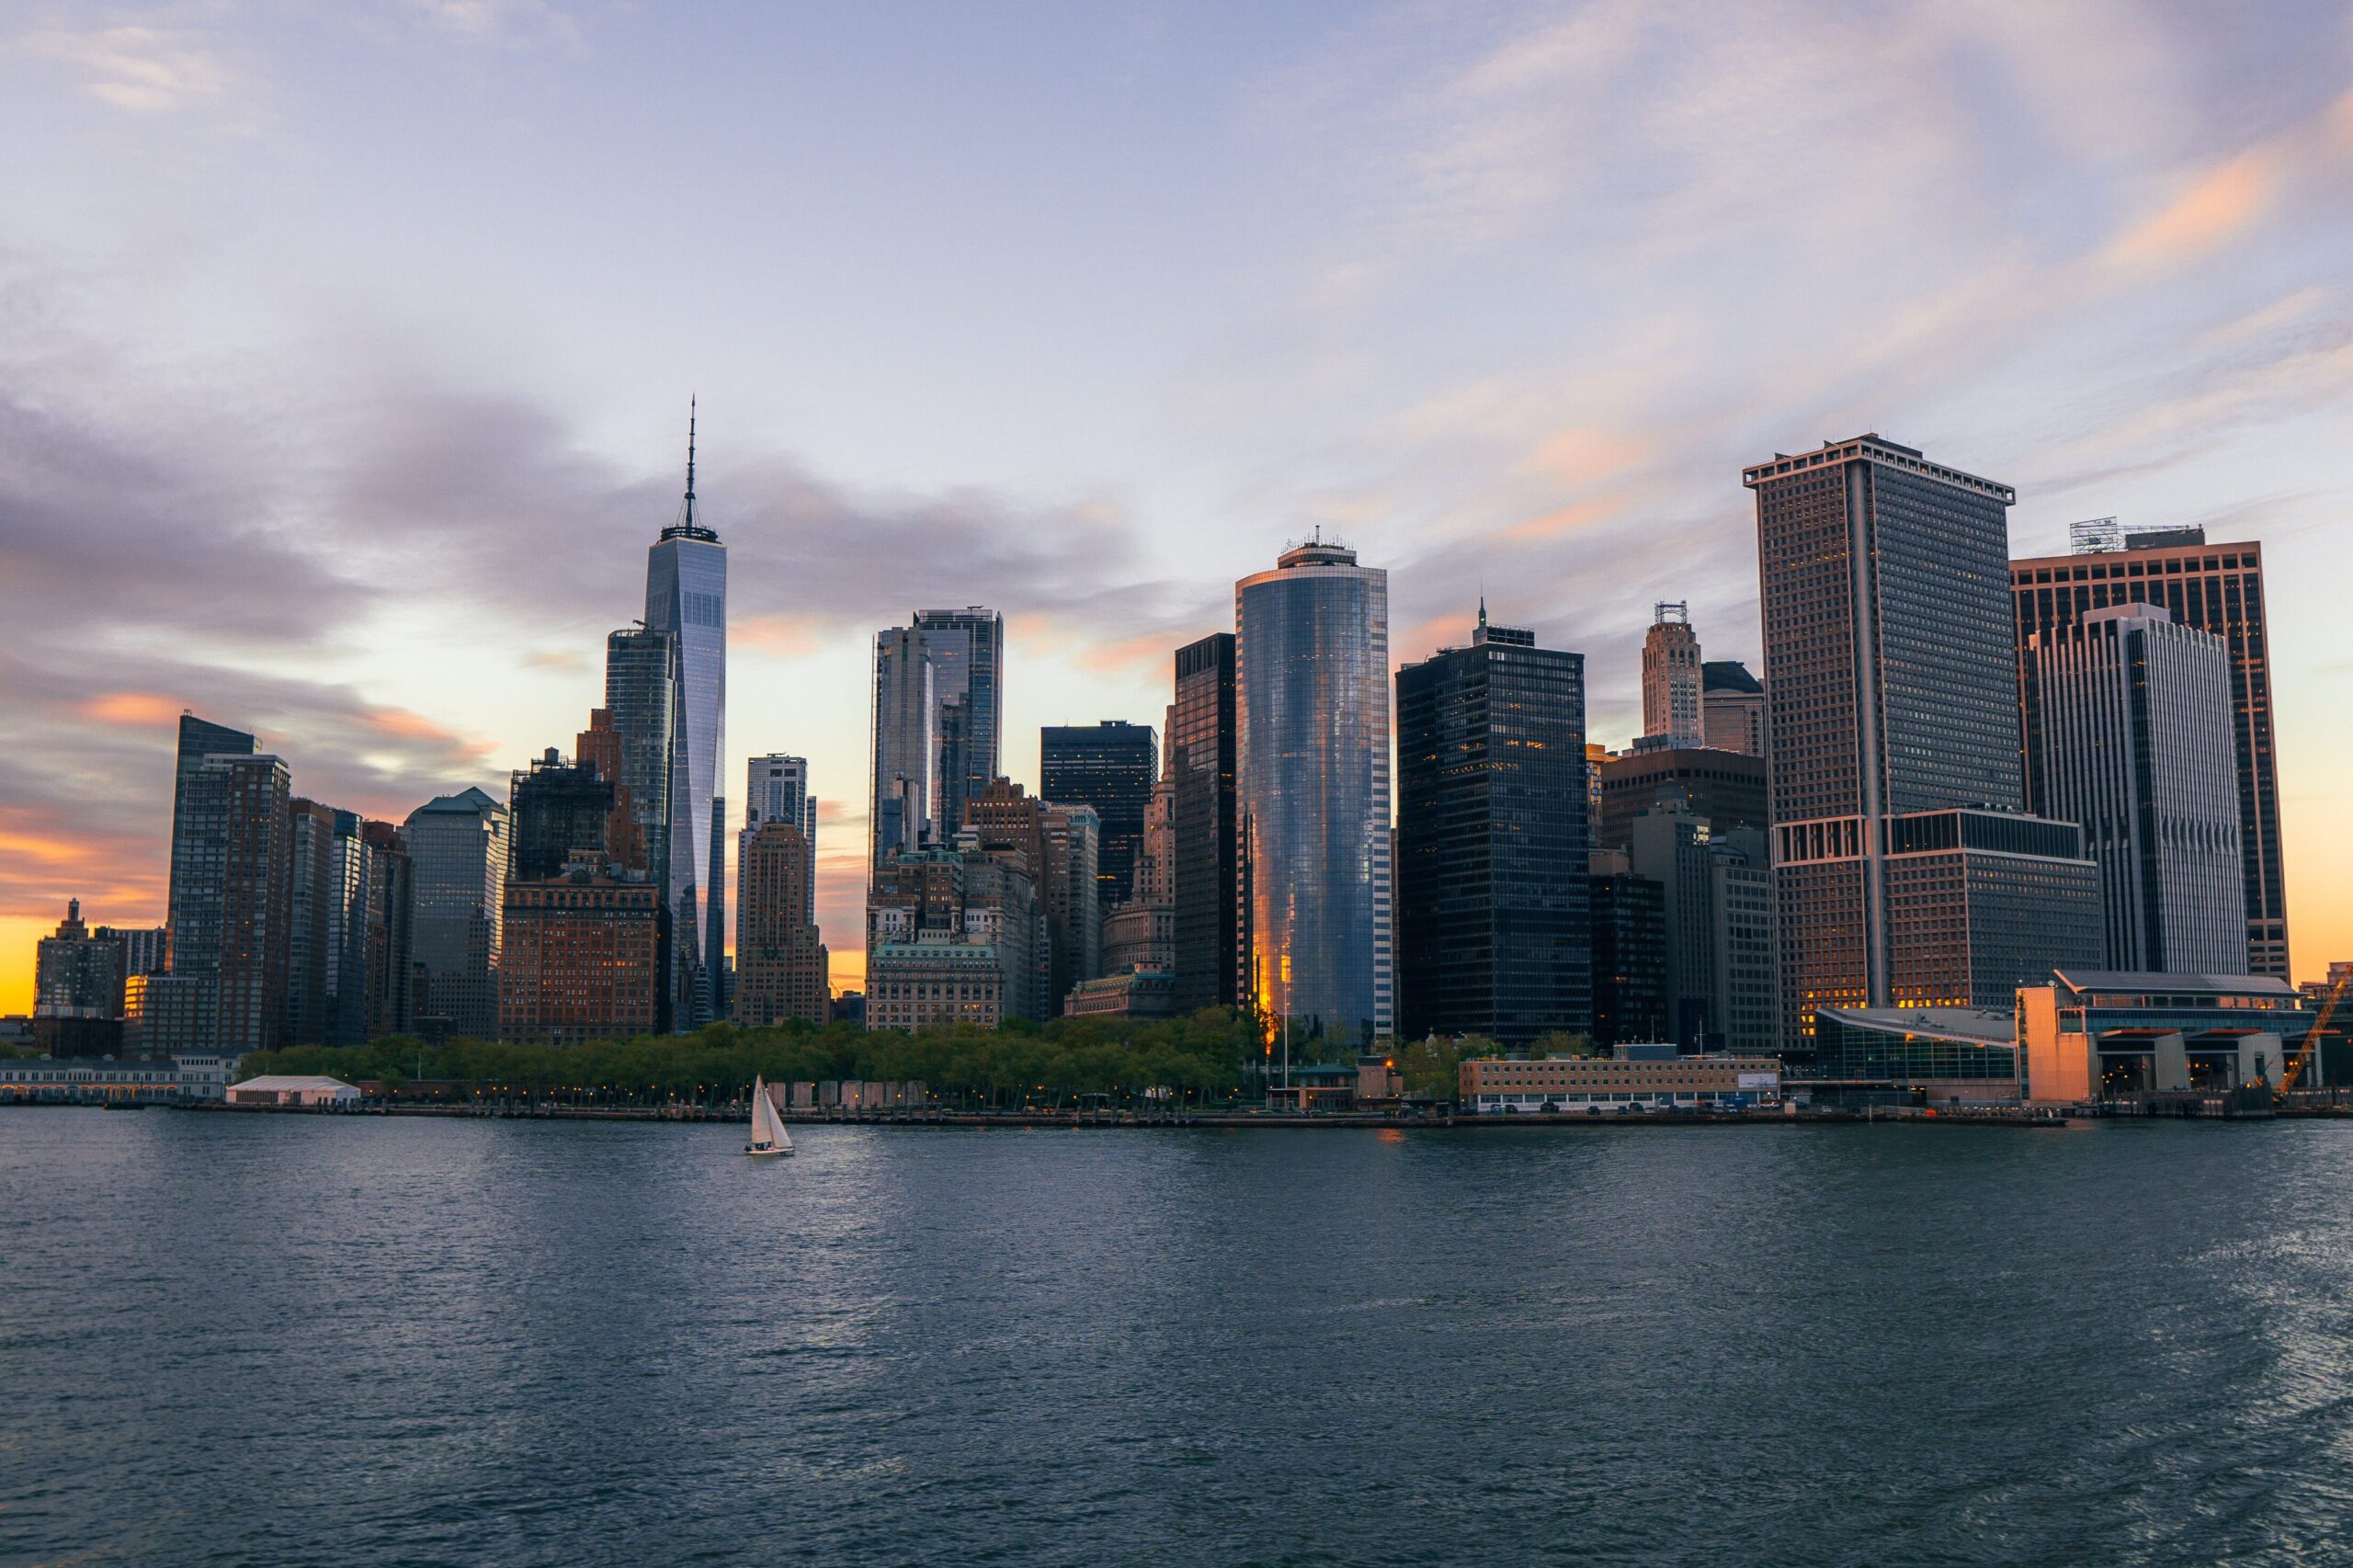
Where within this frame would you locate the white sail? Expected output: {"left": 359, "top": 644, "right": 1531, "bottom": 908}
{"left": 749, "top": 1076, "right": 777, "bottom": 1149}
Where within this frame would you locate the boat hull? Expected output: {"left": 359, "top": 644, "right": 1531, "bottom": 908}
{"left": 744, "top": 1146, "right": 792, "bottom": 1157}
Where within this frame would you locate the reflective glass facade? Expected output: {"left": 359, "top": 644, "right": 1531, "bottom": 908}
{"left": 870, "top": 627, "right": 936, "bottom": 868}
{"left": 1395, "top": 620, "right": 1588, "bottom": 1046}
{"left": 1236, "top": 541, "right": 1392, "bottom": 1046}
{"left": 1170, "top": 633, "right": 1243, "bottom": 1012}
{"left": 645, "top": 528, "right": 726, "bottom": 1027}
{"left": 913, "top": 608, "right": 1003, "bottom": 835}
{"left": 604, "top": 627, "right": 676, "bottom": 885}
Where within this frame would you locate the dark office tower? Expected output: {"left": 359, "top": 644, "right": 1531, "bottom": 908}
{"left": 604, "top": 629, "right": 676, "bottom": 881}
{"left": 508, "top": 749, "right": 615, "bottom": 883}
{"left": 167, "top": 714, "right": 255, "bottom": 960}
{"left": 913, "top": 608, "right": 1004, "bottom": 835}
{"left": 283, "top": 798, "right": 342, "bottom": 1046}
{"left": 356, "top": 819, "right": 415, "bottom": 1041}
{"left": 2023, "top": 605, "right": 2244, "bottom": 972}
{"left": 1041, "top": 721, "right": 1157, "bottom": 907}
{"left": 404, "top": 788, "right": 508, "bottom": 1040}
{"left": 1594, "top": 748, "right": 1768, "bottom": 851}
{"left": 1747, "top": 435, "right": 2101, "bottom": 1048}
{"left": 152, "top": 752, "right": 292, "bottom": 1055}
{"left": 1237, "top": 538, "right": 1393, "bottom": 1046}
{"left": 643, "top": 404, "right": 727, "bottom": 1027}
{"left": 1170, "top": 633, "right": 1244, "bottom": 1012}
{"left": 1587, "top": 867, "right": 1668, "bottom": 1046}
{"left": 871, "top": 626, "right": 936, "bottom": 869}
{"left": 2012, "top": 529, "right": 2290, "bottom": 979}
{"left": 1394, "top": 609, "right": 1589, "bottom": 1047}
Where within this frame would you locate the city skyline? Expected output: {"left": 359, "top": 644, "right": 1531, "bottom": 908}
{"left": 7, "top": 5, "right": 2353, "bottom": 1007}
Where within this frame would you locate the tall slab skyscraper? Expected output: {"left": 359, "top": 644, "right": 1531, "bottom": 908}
{"left": 1236, "top": 537, "right": 1393, "bottom": 1047}
{"left": 1746, "top": 435, "right": 2100, "bottom": 1051}
{"left": 911, "top": 608, "right": 1004, "bottom": 835}
{"left": 2011, "top": 528, "right": 2290, "bottom": 978}
{"left": 870, "top": 627, "right": 936, "bottom": 869}
{"left": 1395, "top": 608, "right": 1589, "bottom": 1048}
{"left": 642, "top": 405, "right": 726, "bottom": 1027}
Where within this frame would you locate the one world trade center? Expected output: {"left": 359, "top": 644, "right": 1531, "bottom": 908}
{"left": 646, "top": 402, "right": 727, "bottom": 1026}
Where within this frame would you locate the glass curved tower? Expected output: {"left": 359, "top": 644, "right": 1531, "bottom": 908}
{"left": 645, "top": 404, "right": 727, "bottom": 1028}
{"left": 1236, "top": 538, "right": 1392, "bottom": 1048}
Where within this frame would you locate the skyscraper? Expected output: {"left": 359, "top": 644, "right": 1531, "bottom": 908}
{"left": 2023, "top": 604, "right": 2244, "bottom": 972}
{"left": 1641, "top": 603, "right": 1704, "bottom": 749}
{"left": 499, "top": 870, "right": 666, "bottom": 1044}
{"left": 1594, "top": 747, "right": 1768, "bottom": 852}
{"left": 1170, "top": 633, "right": 1243, "bottom": 1013}
{"left": 2011, "top": 530, "right": 2290, "bottom": 978}
{"left": 1747, "top": 435, "right": 2102, "bottom": 1047}
{"left": 168, "top": 713, "right": 254, "bottom": 894}
{"left": 33, "top": 899, "right": 124, "bottom": 1054}
{"left": 154, "top": 748, "right": 292, "bottom": 1055}
{"left": 1236, "top": 537, "right": 1392, "bottom": 1047}
{"left": 966, "top": 778, "right": 1098, "bottom": 1011}
{"left": 404, "top": 787, "right": 509, "bottom": 1041}
{"left": 1626, "top": 805, "right": 1777, "bottom": 1053}
{"left": 870, "top": 627, "right": 936, "bottom": 869}
{"left": 1040, "top": 721, "right": 1156, "bottom": 908}
{"left": 735, "top": 818, "right": 828, "bottom": 1027}
{"left": 1588, "top": 858, "right": 1668, "bottom": 1047}
{"left": 642, "top": 404, "right": 727, "bottom": 1027}
{"left": 604, "top": 628, "right": 676, "bottom": 884}
{"left": 284, "top": 798, "right": 343, "bottom": 1047}
{"left": 745, "top": 755, "right": 817, "bottom": 923}
{"left": 1700, "top": 660, "right": 1767, "bottom": 756}
{"left": 508, "top": 750, "right": 616, "bottom": 884}
{"left": 912, "top": 607, "right": 1004, "bottom": 835}
{"left": 1394, "top": 608, "right": 1589, "bottom": 1047}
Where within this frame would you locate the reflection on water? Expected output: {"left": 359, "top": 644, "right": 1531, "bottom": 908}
{"left": 6, "top": 1115, "right": 2353, "bottom": 1565}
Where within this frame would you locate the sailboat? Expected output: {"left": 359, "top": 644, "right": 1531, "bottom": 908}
{"left": 745, "top": 1075, "right": 794, "bottom": 1157}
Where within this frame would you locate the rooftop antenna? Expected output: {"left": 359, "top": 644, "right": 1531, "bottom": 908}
{"left": 683, "top": 394, "right": 698, "bottom": 528}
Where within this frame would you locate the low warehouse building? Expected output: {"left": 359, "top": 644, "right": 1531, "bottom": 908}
{"left": 1459, "top": 1050, "right": 1779, "bottom": 1113}
{"left": 227, "top": 1074, "right": 362, "bottom": 1108}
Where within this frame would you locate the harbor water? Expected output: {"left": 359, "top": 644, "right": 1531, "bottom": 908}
{"left": 6, "top": 1113, "right": 2353, "bottom": 1564}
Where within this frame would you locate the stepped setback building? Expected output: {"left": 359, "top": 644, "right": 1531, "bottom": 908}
{"left": 1745, "top": 436, "right": 2101, "bottom": 1050}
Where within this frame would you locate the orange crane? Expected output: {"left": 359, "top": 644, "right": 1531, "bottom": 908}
{"left": 2280, "top": 967, "right": 2352, "bottom": 1094}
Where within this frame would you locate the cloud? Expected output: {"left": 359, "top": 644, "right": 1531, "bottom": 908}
{"left": 2103, "top": 150, "right": 2281, "bottom": 268}
{"left": 18, "top": 26, "right": 228, "bottom": 113}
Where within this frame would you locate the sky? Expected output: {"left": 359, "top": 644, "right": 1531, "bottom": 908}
{"left": 4, "top": 0, "right": 2353, "bottom": 1008}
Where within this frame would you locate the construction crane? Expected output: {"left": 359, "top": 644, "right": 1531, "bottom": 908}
{"left": 2279, "top": 967, "right": 2352, "bottom": 1094}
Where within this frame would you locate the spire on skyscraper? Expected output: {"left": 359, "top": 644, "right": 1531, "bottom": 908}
{"left": 664, "top": 396, "right": 717, "bottom": 542}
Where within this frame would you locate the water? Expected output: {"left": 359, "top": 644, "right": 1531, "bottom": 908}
{"left": 6, "top": 1114, "right": 2353, "bottom": 1566}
